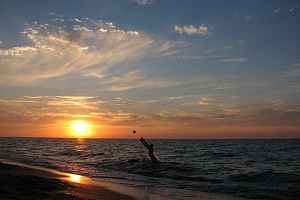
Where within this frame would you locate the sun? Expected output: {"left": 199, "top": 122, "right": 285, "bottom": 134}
{"left": 70, "top": 121, "right": 90, "bottom": 137}
{"left": 74, "top": 121, "right": 87, "bottom": 133}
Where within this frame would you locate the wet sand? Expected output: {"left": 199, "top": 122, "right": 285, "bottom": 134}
{"left": 0, "top": 162, "right": 135, "bottom": 200}
{"left": 0, "top": 161, "right": 246, "bottom": 200}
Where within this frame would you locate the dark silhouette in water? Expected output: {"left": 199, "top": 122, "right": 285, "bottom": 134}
{"left": 140, "top": 137, "right": 157, "bottom": 165}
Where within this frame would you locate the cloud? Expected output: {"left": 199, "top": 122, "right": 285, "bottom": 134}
{"left": 23, "top": 96, "right": 100, "bottom": 111}
{"left": 282, "top": 69, "right": 300, "bottom": 77}
{"left": 234, "top": 13, "right": 252, "bottom": 21}
{"left": 198, "top": 97, "right": 223, "bottom": 105}
{"left": 0, "top": 17, "right": 176, "bottom": 86}
{"left": 292, "top": 63, "right": 300, "bottom": 67}
{"left": 237, "top": 40, "right": 245, "bottom": 45}
{"left": 115, "top": 102, "right": 136, "bottom": 106}
{"left": 101, "top": 77, "right": 188, "bottom": 91}
{"left": 199, "top": 82, "right": 236, "bottom": 90}
{"left": 274, "top": 5, "right": 298, "bottom": 13}
{"left": 281, "top": 63, "right": 300, "bottom": 77}
{"left": 288, "top": 84, "right": 300, "bottom": 88}
{"left": 0, "top": 46, "right": 37, "bottom": 57}
{"left": 274, "top": 7, "right": 281, "bottom": 13}
{"left": 174, "top": 24, "right": 212, "bottom": 36}
{"left": 0, "top": 95, "right": 107, "bottom": 124}
{"left": 219, "top": 58, "right": 248, "bottom": 63}
{"left": 97, "top": 70, "right": 209, "bottom": 91}
{"left": 1, "top": 96, "right": 299, "bottom": 133}
{"left": 167, "top": 96, "right": 184, "bottom": 100}
{"left": 132, "top": 0, "right": 153, "bottom": 5}
{"left": 177, "top": 55, "right": 204, "bottom": 60}
{"left": 289, "top": 5, "right": 298, "bottom": 12}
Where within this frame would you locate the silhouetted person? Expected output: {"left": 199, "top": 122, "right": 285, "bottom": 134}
{"left": 140, "top": 137, "right": 157, "bottom": 165}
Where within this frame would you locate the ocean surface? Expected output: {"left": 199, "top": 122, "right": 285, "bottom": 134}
{"left": 0, "top": 138, "right": 299, "bottom": 199}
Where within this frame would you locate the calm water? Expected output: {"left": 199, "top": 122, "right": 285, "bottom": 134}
{"left": 0, "top": 138, "right": 299, "bottom": 199}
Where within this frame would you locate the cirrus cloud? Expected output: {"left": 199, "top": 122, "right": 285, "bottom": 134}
{"left": 219, "top": 58, "right": 248, "bottom": 63}
{"left": 198, "top": 97, "right": 223, "bottom": 105}
{"left": 131, "top": 0, "right": 153, "bottom": 5}
{"left": 0, "top": 17, "right": 176, "bottom": 86}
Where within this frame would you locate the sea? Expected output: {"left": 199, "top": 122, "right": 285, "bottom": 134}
{"left": 0, "top": 138, "right": 299, "bottom": 200}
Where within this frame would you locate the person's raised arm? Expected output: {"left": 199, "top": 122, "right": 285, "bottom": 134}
{"left": 140, "top": 137, "right": 150, "bottom": 149}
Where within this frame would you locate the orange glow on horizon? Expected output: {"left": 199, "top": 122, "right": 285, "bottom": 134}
{"left": 0, "top": 120, "right": 299, "bottom": 139}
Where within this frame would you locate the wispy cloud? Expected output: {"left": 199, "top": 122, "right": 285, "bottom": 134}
{"left": 1, "top": 96, "right": 299, "bottom": 132}
{"left": 237, "top": 40, "right": 245, "bottom": 45}
{"left": 174, "top": 24, "right": 212, "bottom": 36}
{"left": 273, "top": 5, "right": 298, "bottom": 14}
{"left": 289, "top": 5, "right": 298, "bottom": 12}
{"left": 98, "top": 70, "right": 210, "bottom": 91}
{"left": 282, "top": 68, "right": 300, "bottom": 77}
{"left": 274, "top": 7, "right": 281, "bottom": 13}
{"left": 288, "top": 84, "right": 300, "bottom": 88}
{"left": 219, "top": 58, "right": 248, "bottom": 63}
{"left": 281, "top": 63, "right": 300, "bottom": 77}
{"left": 177, "top": 55, "right": 204, "bottom": 60}
{"left": 292, "top": 63, "right": 300, "bottom": 67}
{"left": 198, "top": 97, "right": 223, "bottom": 105}
{"left": 0, "top": 17, "right": 176, "bottom": 86}
{"left": 234, "top": 13, "right": 252, "bottom": 21}
{"left": 199, "top": 82, "right": 236, "bottom": 90}
{"left": 101, "top": 76, "right": 193, "bottom": 91}
{"left": 131, "top": 0, "right": 153, "bottom": 5}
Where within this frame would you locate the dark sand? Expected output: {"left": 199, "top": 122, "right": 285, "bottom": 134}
{"left": 0, "top": 161, "right": 247, "bottom": 200}
{"left": 0, "top": 162, "right": 135, "bottom": 200}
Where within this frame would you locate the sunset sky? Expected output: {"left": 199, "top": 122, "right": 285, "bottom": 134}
{"left": 0, "top": 0, "right": 299, "bottom": 139}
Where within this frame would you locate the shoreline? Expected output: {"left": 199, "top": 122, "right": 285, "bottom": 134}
{"left": 0, "top": 160, "right": 167, "bottom": 200}
{"left": 0, "top": 159, "right": 247, "bottom": 200}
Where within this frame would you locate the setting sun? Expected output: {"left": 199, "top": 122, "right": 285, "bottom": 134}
{"left": 70, "top": 121, "right": 90, "bottom": 137}
{"left": 69, "top": 174, "right": 82, "bottom": 183}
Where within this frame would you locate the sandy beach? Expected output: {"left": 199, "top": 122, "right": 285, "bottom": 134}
{"left": 0, "top": 162, "right": 135, "bottom": 200}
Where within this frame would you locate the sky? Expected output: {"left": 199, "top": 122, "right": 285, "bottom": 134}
{"left": 0, "top": 0, "right": 299, "bottom": 139}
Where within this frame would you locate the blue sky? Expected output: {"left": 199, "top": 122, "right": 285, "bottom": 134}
{"left": 0, "top": 0, "right": 299, "bottom": 138}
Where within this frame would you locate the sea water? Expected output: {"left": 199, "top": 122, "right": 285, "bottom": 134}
{"left": 0, "top": 138, "right": 299, "bottom": 199}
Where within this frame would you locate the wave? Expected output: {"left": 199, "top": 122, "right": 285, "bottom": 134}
{"left": 228, "top": 171, "right": 300, "bottom": 185}
{"left": 1, "top": 138, "right": 300, "bottom": 200}
{"left": 98, "top": 157, "right": 223, "bottom": 183}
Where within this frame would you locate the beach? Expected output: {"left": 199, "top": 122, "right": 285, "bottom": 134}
{"left": 0, "top": 162, "right": 135, "bottom": 200}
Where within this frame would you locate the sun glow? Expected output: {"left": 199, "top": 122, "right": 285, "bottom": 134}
{"left": 70, "top": 121, "right": 90, "bottom": 138}
{"left": 69, "top": 174, "right": 82, "bottom": 183}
